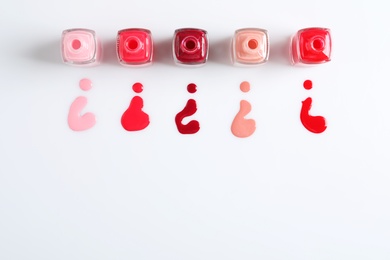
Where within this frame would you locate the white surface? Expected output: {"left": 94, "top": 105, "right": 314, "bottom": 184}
{"left": 1, "top": 1, "right": 390, "bottom": 259}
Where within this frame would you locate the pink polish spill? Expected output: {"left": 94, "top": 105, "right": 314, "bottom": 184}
{"left": 231, "top": 81, "right": 256, "bottom": 138}
{"left": 79, "top": 78, "right": 92, "bottom": 91}
{"left": 121, "top": 83, "right": 150, "bottom": 131}
{"left": 300, "top": 80, "right": 327, "bottom": 134}
{"left": 175, "top": 83, "right": 200, "bottom": 134}
{"left": 67, "top": 79, "right": 96, "bottom": 131}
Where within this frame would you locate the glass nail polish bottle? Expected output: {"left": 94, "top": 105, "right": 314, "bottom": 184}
{"left": 61, "top": 28, "right": 102, "bottom": 66}
{"left": 173, "top": 28, "right": 208, "bottom": 66}
{"left": 231, "top": 28, "right": 269, "bottom": 66}
{"left": 117, "top": 28, "right": 153, "bottom": 66}
{"left": 290, "top": 27, "right": 332, "bottom": 65}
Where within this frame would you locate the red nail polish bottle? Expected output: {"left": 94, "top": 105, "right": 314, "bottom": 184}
{"left": 117, "top": 28, "right": 153, "bottom": 66}
{"left": 290, "top": 27, "right": 331, "bottom": 65}
{"left": 173, "top": 28, "right": 208, "bottom": 66}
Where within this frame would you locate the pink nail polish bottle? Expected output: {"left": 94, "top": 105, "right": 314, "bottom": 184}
{"left": 290, "top": 27, "right": 332, "bottom": 65}
{"left": 117, "top": 28, "right": 153, "bottom": 66}
{"left": 231, "top": 28, "right": 269, "bottom": 66}
{"left": 173, "top": 28, "right": 208, "bottom": 66}
{"left": 61, "top": 28, "right": 102, "bottom": 66}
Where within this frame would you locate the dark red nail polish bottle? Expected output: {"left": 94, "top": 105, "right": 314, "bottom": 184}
{"left": 173, "top": 28, "right": 208, "bottom": 66}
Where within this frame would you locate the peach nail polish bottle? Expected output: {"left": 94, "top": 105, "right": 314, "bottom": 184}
{"left": 61, "top": 28, "right": 102, "bottom": 66}
{"left": 231, "top": 28, "right": 269, "bottom": 66}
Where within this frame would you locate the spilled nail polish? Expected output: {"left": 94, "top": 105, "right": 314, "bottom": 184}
{"left": 175, "top": 83, "right": 200, "bottom": 134}
{"left": 67, "top": 79, "right": 96, "bottom": 131}
{"left": 300, "top": 80, "right": 327, "bottom": 133}
{"left": 303, "top": 79, "right": 313, "bottom": 90}
{"left": 240, "top": 81, "right": 251, "bottom": 92}
{"left": 231, "top": 81, "right": 256, "bottom": 138}
{"left": 121, "top": 82, "right": 150, "bottom": 131}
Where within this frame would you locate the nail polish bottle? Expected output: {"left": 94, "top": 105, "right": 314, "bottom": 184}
{"left": 117, "top": 28, "right": 153, "bottom": 66}
{"left": 231, "top": 28, "right": 269, "bottom": 66}
{"left": 173, "top": 28, "right": 208, "bottom": 66}
{"left": 61, "top": 28, "right": 102, "bottom": 66}
{"left": 290, "top": 27, "right": 331, "bottom": 65}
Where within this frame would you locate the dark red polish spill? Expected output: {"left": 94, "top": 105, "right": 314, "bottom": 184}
{"left": 175, "top": 99, "right": 200, "bottom": 134}
{"left": 303, "top": 80, "right": 312, "bottom": 90}
{"left": 187, "top": 83, "right": 197, "bottom": 93}
{"left": 300, "top": 97, "right": 327, "bottom": 134}
{"left": 121, "top": 83, "right": 149, "bottom": 131}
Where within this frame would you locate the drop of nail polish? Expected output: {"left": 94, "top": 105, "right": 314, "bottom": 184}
{"left": 187, "top": 83, "right": 197, "bottom": 94}
{"left": 175, "top": 99, "right": 200, "bottom": 134}
{"left": 132, "top": 82, "right": 143, "bottom": 93}
{"left": 231, "top": 100, "right": 256, "bottom": 138}
{"left": 121, "top": 95, "right": 150, "bottom": 131}
{"left": 240, "top": 81, "right": 250, "bottom": 93}
{"left": 68, "top": 96, "right": 96, "bottom": 131}
{"left": 303, "top": 80, "right": 312, "bottom": 90}
{"left": 300, "top": 97, "right": 327, "bottom": 134}
{"left": 79, "top": 78, "right": 92, "bottom": 91}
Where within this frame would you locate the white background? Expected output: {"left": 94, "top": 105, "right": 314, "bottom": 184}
{"left": 1, "top": 0, "right": 390, "bottom": 259}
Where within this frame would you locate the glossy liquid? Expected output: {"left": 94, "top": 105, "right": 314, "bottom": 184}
{"left": 121, "top": 83, "right": 150, "bottom": 131}
{"left": 175, "top": 83, "right": 200, "bottom": 134}
{"left": 300, "top": 80, "right": 327, "bottom": 134}
{"left": 231, "top": 81, "right": 256, "bottom": 138}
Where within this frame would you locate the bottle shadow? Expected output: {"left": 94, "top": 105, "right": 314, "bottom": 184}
{"left": 153, "top": 38, "right": 176, "bottom": 67}
{"left": 208, "top": 37, "right": 232, "bottom": 66}
{"left": 29, "top": 40, "right": 63, "bottom": 64}
{"left": 102, "top": 39, "right": 119, "bottom": 66}
{"left": 269, "top": 36, "right": 291, "bottom": 66}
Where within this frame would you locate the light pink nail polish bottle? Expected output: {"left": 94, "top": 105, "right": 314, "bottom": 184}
{"left": 231, "top": 28, "right": 269, "bottom": 66}
{"left": 61, "top": 28, "right": 102, "bottom": 66}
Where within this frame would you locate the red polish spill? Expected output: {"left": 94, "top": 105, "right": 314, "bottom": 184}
{"left": 121, "top": 96, "right": 150, "bottom": 131}
{"left": 303, "top": 80, "right": 312, "bottom": 90}
{"left": 175, "top": 99, "right": 200, "bottom": 134}
{"left": 300, "top": 97, "right": 327, "bottom": 134}
{"left": 187, "top": 83, "right": 197, "bottom": 93}
{"left": 132, "top": 82, "right": 143, "bottom": 93}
